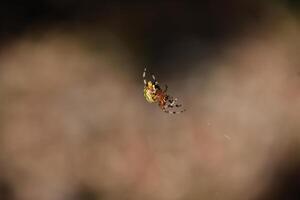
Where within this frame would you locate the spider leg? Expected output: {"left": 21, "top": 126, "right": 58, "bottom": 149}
{"left": 167, "top": 98, "right": 182, "bottom": 108}
{"left": 163, "top": 107, "right": 186, "bottom": 114}
{"left": 151, "top": 73, "right": 159, "bottom": 86}
{"left": 143, "top": 67, "right": 147, "bottom": 85}
{"left": 144, "top": 67, "right": 160, "bottom": 87}
{"left": 168, "top": 104, "right": 182, "bottom": 108}
{"left": 162, "top": 98, "right": 185, "bottom": 114}
{"left": 169, "top": 98, "right": 177, "bottom": 106}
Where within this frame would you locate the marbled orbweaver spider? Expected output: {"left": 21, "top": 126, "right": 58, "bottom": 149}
{"left": 143, "top": 67, "right": 186, "bottom": 114}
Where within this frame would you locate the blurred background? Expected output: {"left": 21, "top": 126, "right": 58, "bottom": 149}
{"left": 0, "top": 1, "right": 299, "bottom": 200}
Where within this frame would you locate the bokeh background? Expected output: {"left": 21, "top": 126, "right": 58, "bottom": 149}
{"left": 0, "top": 1, "right": 299, "bottom": 200}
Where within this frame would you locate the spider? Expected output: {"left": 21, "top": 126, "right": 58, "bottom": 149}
{"left": 143, "top": 67, "right": 186, "bottom": 114}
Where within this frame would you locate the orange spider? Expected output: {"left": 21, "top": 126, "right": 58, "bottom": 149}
{"left": 143, "top": 67, "right": 185, "bottom": 114}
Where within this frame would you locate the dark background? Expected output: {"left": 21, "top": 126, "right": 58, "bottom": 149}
{"left": 0, "top": 1, "right": 298, "bottom": 66}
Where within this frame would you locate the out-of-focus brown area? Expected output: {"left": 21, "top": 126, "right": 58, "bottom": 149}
{"left": 0, "top": 1, "right": 299, "bottom": 200}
